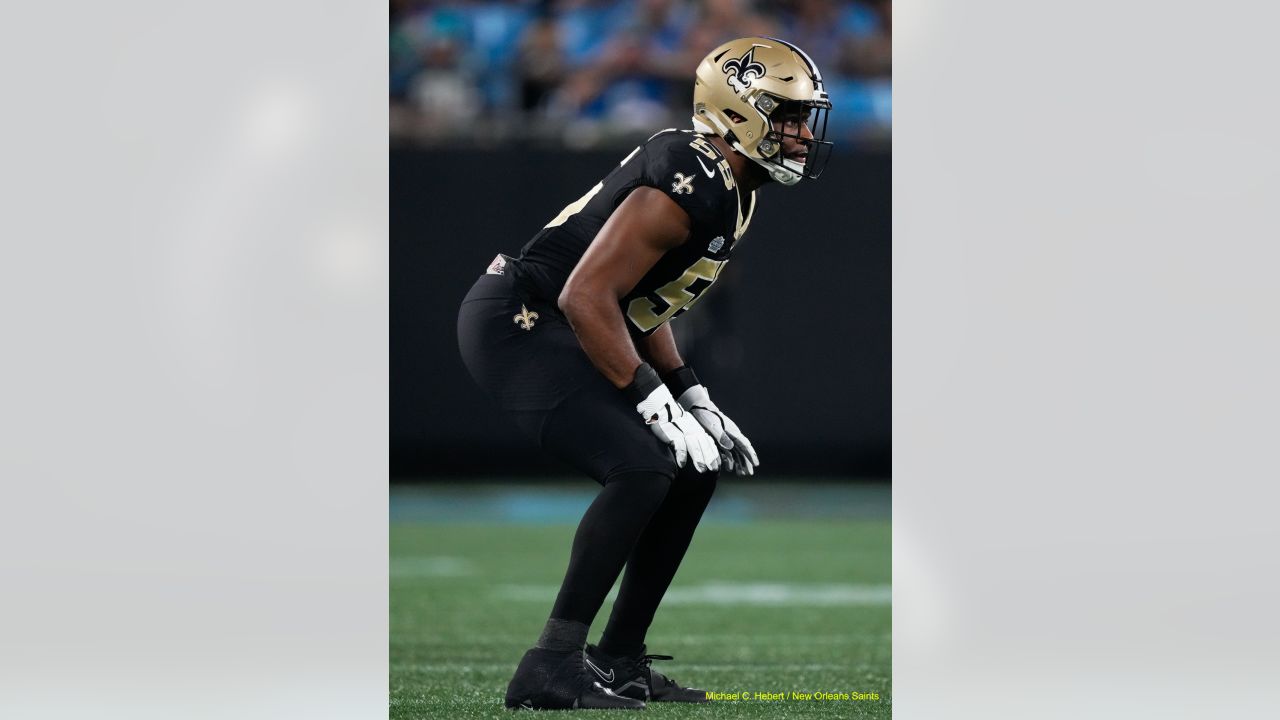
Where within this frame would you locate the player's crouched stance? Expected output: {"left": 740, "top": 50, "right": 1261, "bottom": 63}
{"left": 457, "top": 36, "right": 833, "bottom": 711}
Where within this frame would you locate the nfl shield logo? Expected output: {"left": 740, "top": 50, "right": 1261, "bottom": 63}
{"left": 708, "top": 236, "right": 725, "bottom": 253}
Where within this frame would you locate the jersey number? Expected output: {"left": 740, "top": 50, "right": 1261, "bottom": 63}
{"left": 626, "top": 257, "right": 727, "bottom": 333}
{"left": 688, "top": 136, "right": 735, "bottom": 190}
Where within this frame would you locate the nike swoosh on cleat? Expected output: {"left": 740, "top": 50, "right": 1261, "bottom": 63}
{"left": 696, "top": 157, "right": 716, "bottom": 178}
{"left": 584, "top": 656, "right": 615, "bottom": 683}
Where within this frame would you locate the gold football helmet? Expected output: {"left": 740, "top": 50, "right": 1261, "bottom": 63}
{"left": 692, "top": 36, "right": 833, "bottom": 186}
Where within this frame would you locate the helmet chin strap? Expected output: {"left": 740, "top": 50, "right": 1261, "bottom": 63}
{"left": 727, "top": 135, "right": 793, "bottom": 183}
{"left": 733, "top": 139, "right": 803, "bottom": 186}
{"left": 754, "top": 149, "right": 803, "bottom": 185}
{"left": 769, "top": 162, "right": 803, "bottom": 185}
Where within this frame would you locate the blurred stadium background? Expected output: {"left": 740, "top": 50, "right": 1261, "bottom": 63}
{"left": 391, "top": 2, "right": 890, "bottom": 716}
{"left": 391, "top": 0, "right": 890, "bottom": 148}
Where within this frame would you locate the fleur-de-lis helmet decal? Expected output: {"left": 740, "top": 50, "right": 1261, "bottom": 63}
{"left": 721, "top": 47, "right": 767, "bottom": 93}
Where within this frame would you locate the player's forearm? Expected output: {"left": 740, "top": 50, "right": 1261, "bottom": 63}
{"left": 559, "top": 291, "right": 644, "bottom": 389}
{"left": 636, "top": 323, "right": 684, "bottom": 375}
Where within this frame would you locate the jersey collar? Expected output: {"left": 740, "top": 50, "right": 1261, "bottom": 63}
{"left": 699, "top": 133, "right": 757, "bottom": 242}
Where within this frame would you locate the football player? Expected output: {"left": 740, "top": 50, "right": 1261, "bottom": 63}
{"left": 457, "top": 36, "right": 833, "bottom": 710}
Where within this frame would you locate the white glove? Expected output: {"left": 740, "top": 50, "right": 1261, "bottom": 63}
{"left": 633, "top": 379, "right": 721, "bottom": 474}
{"left": 677, "top": 384, "right": 759, "bottom": 476}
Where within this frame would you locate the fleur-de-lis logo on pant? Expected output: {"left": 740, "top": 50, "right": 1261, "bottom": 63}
{"left": 513, "top": 304, "right": 539, "bottom": 331}
{"left": 671, "top": 172, "right": 694, "bottom": 195}
{"left": 722, "top": 47, "right": 766, "bottom": 93}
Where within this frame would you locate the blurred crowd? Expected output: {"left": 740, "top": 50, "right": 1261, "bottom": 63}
{"left": 391, "top": 0, "right": 891, "bottom": 148}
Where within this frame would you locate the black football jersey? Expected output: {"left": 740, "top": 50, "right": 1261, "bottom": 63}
{"left": 509, "top": 129, "right": 757, "bottom": 337}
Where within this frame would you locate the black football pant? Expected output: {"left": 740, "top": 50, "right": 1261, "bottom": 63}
{"left": 594, "top": 463, "right": 717, "bottom": 657}
{"left": 458, "top": 267, "right": 718, "bottom": 652}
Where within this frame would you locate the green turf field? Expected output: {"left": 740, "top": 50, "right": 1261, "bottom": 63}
{"left": 390, "top": 485, "right": 891, "bottom": 719}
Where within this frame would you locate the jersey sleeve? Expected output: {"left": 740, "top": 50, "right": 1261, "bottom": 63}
{"left": 640, "top": 135, "right": 732, "bottom": 234}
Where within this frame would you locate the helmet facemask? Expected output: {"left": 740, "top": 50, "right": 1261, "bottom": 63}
{"left": 753, "top": 96, "right": 834, "bottom": 185}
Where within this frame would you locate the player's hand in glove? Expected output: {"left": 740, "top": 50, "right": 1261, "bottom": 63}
{"left": 626, "top": 364, "right": 721, "bottom": 473}
{"left": 666, "top": 368, "right": 760, "bottom": 477}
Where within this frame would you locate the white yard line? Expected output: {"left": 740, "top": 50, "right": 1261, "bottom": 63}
{"left": 389, "top": 556, "right": 476, "bottom": 577}
{"left": 494, "top": 582, "right": 891, "bottom": 606}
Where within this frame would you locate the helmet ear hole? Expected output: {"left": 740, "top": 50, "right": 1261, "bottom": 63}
{"left": 723, "top": 109, "right": 748, "bottom": 124}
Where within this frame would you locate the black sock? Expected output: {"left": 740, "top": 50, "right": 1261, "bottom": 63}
{"left": 535, "top": 618, "right": 589, "bottom": 653}
{"left": 598, "top": 465, "right": 717, "bottom": 658}
{"left": 545, "top": 470, "right": 671, "bottom": 638}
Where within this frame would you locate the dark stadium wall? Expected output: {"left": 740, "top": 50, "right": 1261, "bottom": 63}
{"left": 391, "top": 146, "right": 890, "bottom": 479}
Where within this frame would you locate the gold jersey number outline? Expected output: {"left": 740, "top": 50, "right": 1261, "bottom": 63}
{"left": 625, "top": 256, "right": 727, "bottom": 332}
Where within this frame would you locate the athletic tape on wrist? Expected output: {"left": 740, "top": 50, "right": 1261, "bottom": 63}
{"left": 662, "top": 365, "right": 701, "bottom": 397}
{"left": 624, "top": 362, "right": 663, "bottom": 404}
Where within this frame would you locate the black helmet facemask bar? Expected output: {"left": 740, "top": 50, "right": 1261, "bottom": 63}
{"left": 761, "top": 98, "right": 833, "bottom": 180}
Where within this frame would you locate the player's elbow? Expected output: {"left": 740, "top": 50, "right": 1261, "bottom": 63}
{"left": 557, "top": 282, "right": 592, "bottom": 317}
{"left": 560, "top": 271, "right": 624, "bottom": 322}
{"left": 558, "top": 283, "right": 615, "bottom": 328}
{"left": 556, "top": 284, "right": 576, "bottom": 315}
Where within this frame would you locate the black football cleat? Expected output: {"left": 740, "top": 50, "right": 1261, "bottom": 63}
{"left": 584, "top": 644, "right": 709, "bottom": 703}
{"left": 504, "top": 647, "right": 646, "bottom": 710}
